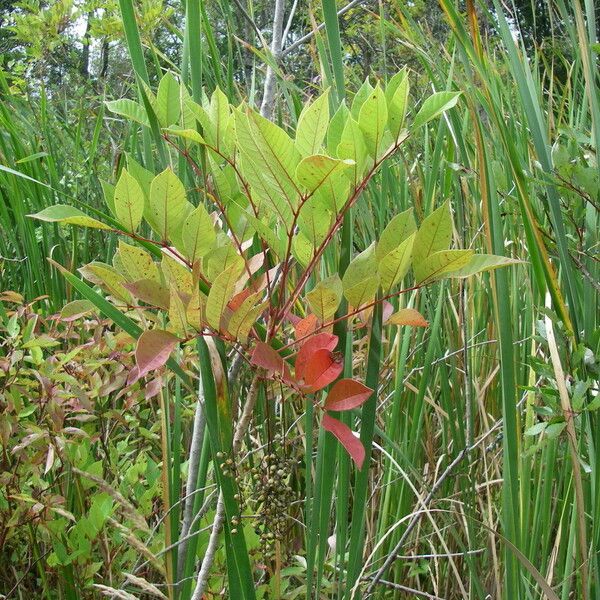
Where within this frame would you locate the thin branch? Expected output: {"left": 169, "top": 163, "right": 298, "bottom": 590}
{"left": 281, "top": 0, "right": 369, "bottom": 57}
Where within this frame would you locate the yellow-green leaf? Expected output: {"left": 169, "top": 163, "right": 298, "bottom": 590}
{"left": 292, "top": 232, "right": 314, "bottom": 268}
{"left": 412, "top": 91, "right": 461, "bottom": 129}
{"left": 342, "top": 243, "right": 380, "bottom": 307}
{"left": 28, "top": 205, "right": 111, "bottom": 230}
{"left": 118, "top": 240, "right": 160, "bottom": 283}
{"left": 378, "top": 233, "right": 415, "bottom": 290}
{"left": 295, "top": 90, "right": 330, "bottom": 157}
{"left": 414, "top": 249, "right": 474, "bottom": 283}
{"left": 163, "top": 126, "right": 205, "bottom": 144}
{"left": 114, "top": 169, "right": 145, "bottom": 233}
{"left": 169, "top": 288, "right": 189, "bottom": 336}
{"left": 124, "top": 279, "right": 170, "bottom": 309}
{"left": 226, "top": 291, "right": 267, "bottom": 343}
{"left": 186, "top": 288, "right": 207, "bottom": 331}
{"left": 337, "top": 117, "right": 367, "bottom": 186}
{"left": 161, "top": 254, "right": 193, "bottom": 295}
{"left": 105, "top": 99, "right": 150, "bottom": 127}
{"left": 444, "top": 254, "right": 524, "bottom": 278}
{"left": 181, "top": 204, "right": 216, "bottom": 263}
{"left": 78, "top": 262, "right": 132, "bottom": 304}
{"left": 295, "top": 154, "right": 354, "bottom": 195}
{"left": 306, "top": 274, "right": 343, "bottom": 322}
{"left": 386, "top": 69, "right": 410, "bottom": 138}
{"left": 205, "top": 263, "right": 243, "bottom": 330}
{"left": 358, "top": 83, "right": 388, "bottom": 158}
{"left": 376, "top": 208, "right": 417, "bottom": 261}
{"left": 156, "top": 72, "right": 181, "bottom": 127}
{"left": 148, "top": 168, "right": 189, "bottom": 241}
{"left": 412, "top": 200, "right": 452, "bottom": 265}
{"left": 298, "top": 196, "right": 333, "bottom": 246}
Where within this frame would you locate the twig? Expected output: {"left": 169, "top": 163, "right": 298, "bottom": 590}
{"left": 367, "top": 578, "right": 447, "bottom": 600}
{"left": 281, "top": 0, "right": 369, "bottom": 56}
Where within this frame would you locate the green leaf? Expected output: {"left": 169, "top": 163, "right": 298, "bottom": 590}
{"left": 525, "top": 422, "right": 547, "bottom": 436}
{"left": 245, "top": 214, "right": 286, "bottom": 258}
{"left": 234, "top": 108, "right": 301, "bottom": 216}
{"left": 378, "top": 233, "right": 415, "bottom": 290}
{"left": 414, "top": 249, "right": 474, "bottom": 283}
{"left": 350, "top": 78, "right": 375, "bottom": 120}
{"left": 114, "top": 169, "right": 144, "bottom": 233}
{"left": 412, "top": 91, "right": 461, "bottom": 129}
{"left": 204, "top": 235, "right": 244, "bottom": 281}
{"left": 337, "top": 117, "right": 367, "bottom": 186}
{"left": 376, "top": 208, "right": 417, "bottom": 261}
{"left": 148, "top": 168, "right": 189, "bottom": 241}
{"left": 163, "top": 126, "right": 205, "bottom": 144}
{"left": 326, "top": 102, "right": 349, "bottom": 156}
{"left": 181, "top": 204, "right": 216, "bottom": 263}
{"left": 298, "top": 196, "right": 334, "bottom": 246}
{"left": 60, "top": 300, "right": 96, "bottom": 321}
{"left": 412, "top": 200, "right": 452, "bottom": 265}
{"left": 208, "top": 87, "right": 233, "bottom": 154}
{"left": 292, "top": 232, "right": 314, "bottom": 268}
{"left": 313, "top": 168, "right": 351, "bottom": 213}
{"left": 306, "top": 274, "right": 343, "bottom": 322}
{"left": 28, "top": 205, "right": 111, "bottom": 230}
{"left": 105, "top": 99, "right": 150, "bottom": 127}
{"left": 295, "top": 155, "right": 354, "bottom": 195}
{"left": 100, "top": 180, "right": 116, "bottom": 217}
{"left": 206, "top": 263, "right": 243, "bottom": 330}
{"left": 126, "top": 154, "right": 154, "bottom": 199}
{"left": 386, "top": 69, "right": 410, "bottom": 138}
{"left": 156, "top": 72, "right": 181, "bottom": 127}
{"left": 358, "top": 83, "right": 388, "bottom": 158}
{"left": 445, "top": 254, "right": 523, "bottom": 278}
{"left": 295, "top": 90, "right": 330, "bottom": 157}
{"left": 342, "top": 243, "right": 380, "bottom": 307}
{"left": 118, "top": 240, "right": 160, "bottom": 283}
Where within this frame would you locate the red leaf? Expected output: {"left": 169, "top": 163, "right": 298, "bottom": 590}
{"left": 126, "top": 365, "right": 140, "bottom": 387}
{"left": 295, "top": 314, "right": 318, "bottom": 340}
{"left": 301, "top": 348, "right": 343, "bottom": 393}
{"left": 295, "top": 332, "right": 338, "bottom": 381}
{"left": 324, "top": 379, "right": 373, "bottom": 411}
{"left": 135, "top": 330, "right": 179, "bottom": 378}
{"left": 322, "top": 413, "right": 365, "bottom": 469}
{"left": 228, "top": 287, "right": 253, "bottom": 312}
{"left": 251, "top": 342, "right": 291, "bottom": 382}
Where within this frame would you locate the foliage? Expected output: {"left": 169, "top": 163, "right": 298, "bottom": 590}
{"left": 1, "top": 0, "right": 599, "bottom": 598}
